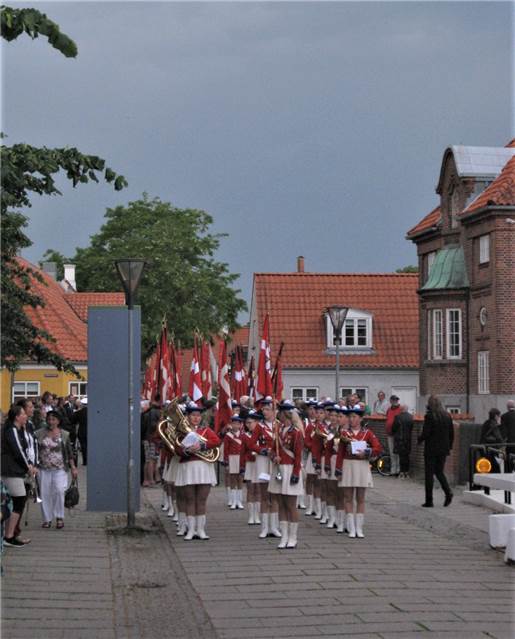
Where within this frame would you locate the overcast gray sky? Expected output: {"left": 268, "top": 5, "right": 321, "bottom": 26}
{"left": 3, "top": 1, "right": 513, "bottom": 319}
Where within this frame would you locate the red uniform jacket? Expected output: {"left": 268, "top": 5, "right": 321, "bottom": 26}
{"left": 239, "top": 431, "right": 256, "bottom": 471}
{"left": 178, "top": 426, "right": 221, "bottom": 463}
{"left": 323, "top": 429, "right": 339, "bottom": 469}
{"left": 311, "top": 421, "right": 328, "bottom": 466}
{"left": 248, "top": 421, "right": 275, "bottom": 455}
{"left": 223, "top": 430, "right": 243, "bottom": 463}
{"left": 274, "top": 425, "right": 304, "bottom": 477}
{"left": 336, "top": 427, "right": 382, "bottom": 470}
{"left": 304, "top": 420, "right": 315, "bottom": 453}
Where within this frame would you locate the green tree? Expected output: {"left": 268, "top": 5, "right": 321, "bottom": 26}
{"left": 67, "top": 195, "right": 247, "bottom": 355}
{"left": 395, "top": 265, "right": 419, "bottom": 273}
{"left": 1, "top": 6, "right": 127, "bottom": 373}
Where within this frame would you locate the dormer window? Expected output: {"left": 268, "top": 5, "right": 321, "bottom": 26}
{"left": 325, "top": 309, "right": 372, "bottom": 350}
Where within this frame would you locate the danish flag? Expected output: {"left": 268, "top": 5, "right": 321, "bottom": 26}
{"left": 215, "top": 339, "right": 232, "bottom": 433}
{"left": 188, "top": 335, "right": 203, "bottom": 402}
{"left": 256, "top": 314, "right": 273, "bottom": 401}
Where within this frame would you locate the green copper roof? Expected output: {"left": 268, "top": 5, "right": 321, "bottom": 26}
{"left": 422, "top": 246, "right": 469, "bottom": 290}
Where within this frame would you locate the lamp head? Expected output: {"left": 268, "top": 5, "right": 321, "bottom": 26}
{"left": 115, "top": 258, "right": 147, "bottom": 308}
{"left": 327, "top": 305, "right": 349, "bottom": 344}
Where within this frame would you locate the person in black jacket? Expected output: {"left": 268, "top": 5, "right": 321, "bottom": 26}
{"left": 70, "top": 399, "right": 88, "bottom": 466}
{"left": 418, "top": 395, "right": 454, "bottom": 508}
{"left": 392, "top": 405, "right": 414, "bottom": 478}
{"left": 501, "top": 400, "right": 515, "bottom": 471}
{"left": 1, "top": 405, "right": 38, "bottom": 546}
{"left": 480, "top": 408, "right": 505, "bottom": 473}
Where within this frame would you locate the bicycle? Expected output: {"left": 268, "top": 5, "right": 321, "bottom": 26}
{"left": 371, "top": 453, "right": 391, "bottom": 476}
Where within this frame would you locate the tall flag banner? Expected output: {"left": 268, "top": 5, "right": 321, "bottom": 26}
{"left": 256, "top": 314, "right": 273, "bottom": 401}
{"left": 232, "top": 346, "right": 247, "bottom": 401}
{"left": 142, "top": 355, "right": 153, "bottom": 400}
{"left": 209, "top": 342, "right": 218, "bottom": 388}
{"left": 200, "top": 339, "right": 213, "bottom": 399}
{"left": 159, "top": 323, "right": 172, "bottom": 401}
{"left": 247, "top": 355, "right": 256, "bottom": 402}
{"left": 215, "top": 340, "right": 232, "bottom": 433}
{"left": 169, "top": 339, "right": 182, "bottom": 398}
{"left": 188, "top": 335, "right": 203, "bottom": 401}
{"left": 271, "top": 341, "right": 285, "bottom": 401}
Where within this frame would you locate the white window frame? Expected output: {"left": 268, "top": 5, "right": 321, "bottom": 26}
{"left": 446, "top": 309, "right": 462, "bottom": 359}
{"left": 340, "top": 387, "right": 368, "bottom": 404}
{"left": 12, "top": 381, "right": 40, "bottom": 402}
{"left": 426, "top": 251, "right": 436, "bottom": 280}
{"left": 291, "top": 387, "right": 318, "bottom": 402}
{"left": 69, "top": 381, "right": 88, "bottom": 399}
{"left": 326, "top": 309, "right": 372, "bottom": 349}
{"left": 479, "top": 234, "right": 490, "bottom": 264}
{"left": 478, "top": 351, "right": 489, "bottom": 394}
{"left": 432, "top": 309, "right": 443, "bottom": 360}
{"left": 446, "top": 406, "right": 461, "bottom": 415}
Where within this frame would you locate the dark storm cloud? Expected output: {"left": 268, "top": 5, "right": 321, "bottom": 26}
{"left": 3, "top": 2, "right": 513, "bottom": 312}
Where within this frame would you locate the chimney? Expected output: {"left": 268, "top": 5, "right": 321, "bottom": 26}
{"left": 63, "top": 264, "right": 77, "bottom": 291}
{"left": 297, "top": 256, "right": 305, "bottom": 273}
{"left": 42, "top": 261, "right": 57, "bottom": 280}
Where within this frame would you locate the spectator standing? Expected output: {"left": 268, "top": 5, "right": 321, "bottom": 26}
{"left": 13, "top": 399, "right": 38, "bottom": 539}
{"left": 392, "top": 405, "right": 414, "bottom": 478}
{"left": 418, "top": 395, "right": 454, "bottom": 508}
{"left": 385, "top": 395, "right": 402, "bottom": 476}
{"left": 501, "top": 400, "right": 515, "bottom": 471}
{"left": 142, "top": 395, "right": 161, "bottom": 486}
{"left": 40, "top": 391, "right": 54, "bottom": 416}
{"left": 35, "top": 410, "right": 78, "bottom": 528}
{"left": 70, "top": 398, "right": 88, "bottom": 466}
{"left": 373, "top": 391, "right": 389, "bottom": 415}
{"left": 480, "top": 408, "right": 505, "bottom": 473}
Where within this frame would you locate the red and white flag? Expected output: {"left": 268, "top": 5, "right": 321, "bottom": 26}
{"left": 159, "top": 324, "right": 172, "bottom": 401}
{"left": 200, "top": 339, "right": 213, "bottom": 399}
{"left": 215, "top": 340, "right": 232, "bottom": 433}
{"left": 247, "top": 355, "right": 256, "bottom": 402}
{"left": 169, "top": 339, "right": 182, "bottom": 399}
{"left": 256, "top": 314, "right": 273, "bottom": 401}
{"left": 188, "top": 336, "right": 203, "bottom": 402}
{"left": 232, "top": 346, "right": 247, "bottom": 402}
{"left": 271, "top": 341, "right": 284, "bottom": 401}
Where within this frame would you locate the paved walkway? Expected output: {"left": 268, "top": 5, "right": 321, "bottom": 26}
{"left": 2, "top": 468, "right": 514, "bottom": 639}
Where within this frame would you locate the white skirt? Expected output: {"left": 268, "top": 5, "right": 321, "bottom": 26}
{"left": 228, "top": 455, "right": 240, "bottom": 475}
{"left": 244, "top": 461, "right": 255, "bottom": 482}
{"left": 163, "top": 456, "right": 179, "bottom": 483}
{"left": 267, "top": 464, "right": 304, "bottom": 496}
{"left": 305, "top": 451, "right": 316, "bottom": 474}
{"left": 254, "top": 455, "right": 270, "bottom": 482}
{"left": 175, "top": 460, "right": 217, "bottom": 487}
{"left": 338, "top": 459, "right": 374, "bottom": 488}
{"left": 2, "top": 476, "right": 26, "bottom": 497}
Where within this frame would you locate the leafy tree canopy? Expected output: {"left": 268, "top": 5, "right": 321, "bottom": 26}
{"left": 60, "top": 195, "right": 247, "bottom": 355}
{"left": 1, "top": 6, "right": 127, "bottom": 374}
{"left": 395, "top": 265, "right": 419, "bottom": 273}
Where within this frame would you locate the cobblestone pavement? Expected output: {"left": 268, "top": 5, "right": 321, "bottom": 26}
{"left": 2, "top": 467, "right": 514, "bottom": 639}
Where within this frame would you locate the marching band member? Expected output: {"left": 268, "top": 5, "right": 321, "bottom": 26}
{"left": 240, "top": 410, "right": 260, "bottom": 525}
{"left": 249, "top": 398, "right": 282, "bottom": 539}
{"left": 312, "top": 401, "right": 329, "bottom": 521}
{"left": 303, "top": 400, "right": 318, "bottom": 516}
{"left": 336, "top": 405, "right": 381, "bottom": 538}
{"left": 223, "top": 415, "right": 244, "bottom": 510}
{"left": 335, "top": 405, "right": 350, "bottom": 533}
{"left": 174, "top": 402, "right": 221, "bottom": 541}
{"left": 323, "top": 405, "right": 339, "bottom": 529}
{"left": 268, "top": 400, "right": 304, "bottom": 549}
{"left": 160, "top": 446, "right": 177, "bottom": 518}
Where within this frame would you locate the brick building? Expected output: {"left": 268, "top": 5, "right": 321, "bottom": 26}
{"left": 407, "top": 141, "right": 515, "bottom": 420}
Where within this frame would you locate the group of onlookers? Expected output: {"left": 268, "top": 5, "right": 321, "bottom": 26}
{"left": 1, "top": 392, "right": 87, "bottom": 553}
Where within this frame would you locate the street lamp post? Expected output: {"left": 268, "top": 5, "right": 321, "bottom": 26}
{"left": 115, "top": 258, "right": 147, "bottom": 529}
{"left": 327, "top": 306, "right": 349, "bottom": 402}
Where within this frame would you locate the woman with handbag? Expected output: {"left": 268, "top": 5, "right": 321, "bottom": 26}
{"left": 35, "top": 410, "right": 78, "bottom": 529}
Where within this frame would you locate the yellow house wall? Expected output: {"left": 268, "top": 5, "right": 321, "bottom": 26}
{"left": 0, "top": 367, "right": 87, "bottom": 413}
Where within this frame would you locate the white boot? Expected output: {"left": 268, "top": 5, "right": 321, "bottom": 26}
{"left": 305, "top": 494, "right": 313, "bottom": 516}
{"left": 259, "top": 512, "right": 269, "bottom": 538}
{"left": 277, "top": 521, "right": 289, "bottom": 549}
{"left": 167, "top": 500, "right": 175, "bottom": 518}
{"left": 347, "top": 513, "right": 356, "bottom": 538}
{"left": 326, "top": 505, "right": 336, "bottom": 529}
{"left": 161, "top": 492, "right": 169, "bottom": 511}
{"left": 176, "top": 512, "right": 187, "bottom": 536}
{"left": 196, "top": 515, "right": 209, "bottom": 540}
{"left": 336, "top": 510, "right": 345, "bottom": 533}
{"left": 286, "top": 522, "right": 299, "bottom": 548}
{"left": 236, "top": 490, "right": 244, "bottom": 509}
{"left": 247, "top": 502, "right": 255, "bottom": 525}
{"left": 254, "top": 502, "right": 261, "bottom": 525}
{"left": 355, "top": 513, "right": 365, "bottom": 538}
{"left": 320, "top": 502, "right": 328, "bottom": 524}
{"left": 270, "top": 512, "right": 282, "bottom": 537}
{"left": 172, "top": 501, "right": 179, "bottom": 522}
{"left": 297, "top": 493, "right": 306, "bottom": 509}
{"left": 229, "top": 489, "right": 237, "bottom": 510}
{"left": 314, "top": 497, "right": 322, "bottom": 519}
{"left": 226, "top": 486, "right": 232, "bottom": 506}
{"left": 184, "top": 516, "right": 197, "bottom": 540}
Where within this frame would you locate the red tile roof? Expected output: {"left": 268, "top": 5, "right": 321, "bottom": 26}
{"left": 406, "top": 205, "right": 441, "bottom": 239}
{"left": 66, "top": 292, "right": 125, "bottom": 321}
{"left": 16, "top": 258, "right": 124, "bottom": 362}
{"left": 252, "top": 273, "right": 419, "bottom": 369}
{"left": 463, "top": 155, "right": 515, "bottom": 215}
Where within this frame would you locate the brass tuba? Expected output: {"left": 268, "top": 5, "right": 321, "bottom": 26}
{"left": 157, "top": 398, "right": 220, "bottom": 463}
